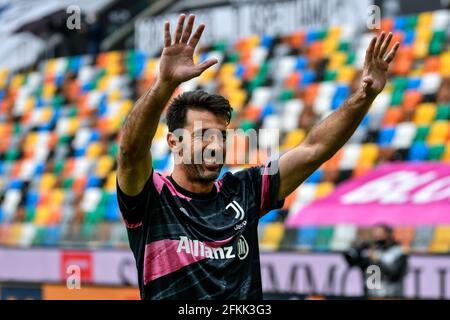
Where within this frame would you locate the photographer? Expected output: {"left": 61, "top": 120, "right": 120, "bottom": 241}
{"left": 344, "top": 224, "right": 408, "bottom": 298}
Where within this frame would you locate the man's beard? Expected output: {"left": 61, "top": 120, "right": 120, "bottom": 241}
{"left": 184, "top": 163, "right": 223, "bottom": 184}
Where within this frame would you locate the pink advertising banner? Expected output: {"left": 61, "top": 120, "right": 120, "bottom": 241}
{"left": 287, "top": 162, "right": 450, "bottom": 226}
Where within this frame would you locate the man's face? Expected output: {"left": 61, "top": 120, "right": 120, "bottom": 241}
{"left": 372, "top": 226, "right": 388, "bottom": 243}
{"left": 169, "top": 109, "right": 227, "bottom": 183}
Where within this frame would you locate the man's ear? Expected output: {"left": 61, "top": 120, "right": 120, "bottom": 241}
{"left": 167, "top": 132, "right": 178, "bottom": 150}
{"left": 167, "top": 131, "right": 184, "bottom": 157}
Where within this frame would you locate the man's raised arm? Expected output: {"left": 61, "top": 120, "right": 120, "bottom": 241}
{"left": 117, "top": 14, "right": 217, "bottom": 196}
{"left": 278, "top": 32, "right": 400, "bottom": 199}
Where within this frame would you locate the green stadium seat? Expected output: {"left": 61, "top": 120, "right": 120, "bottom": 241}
{"left": 314, "top": 226, "right": 334, "bottom": 251}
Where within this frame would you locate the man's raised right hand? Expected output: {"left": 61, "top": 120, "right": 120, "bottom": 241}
{"left": 159, "top": 14, "right": 218, "bottom": 85}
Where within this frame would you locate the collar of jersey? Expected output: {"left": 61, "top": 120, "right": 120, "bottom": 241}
{"left": 167, "top": 175, "right": 218, "bottom": 200}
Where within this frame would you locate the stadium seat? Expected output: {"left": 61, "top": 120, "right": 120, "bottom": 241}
{"left": 427, "top": 121, "right": 449, "bottom": 145}
{"left": 413, "top": 103, "right": 437, "bottom": 125}
{"left": 378, "top": 127, "right": 396, "bottom": 146}
{"left": 329, "top": 224, "right": 357, "bottom": 252}
{"left": 260, "top": 222, "right": 285, "bottom": 251}
{"left": 412, "top": 226, "right": 435, "bottom": 252}
{"left": 279, "top": 228, "right": 298, "bottom": 251}
{"left": 408, "top": 142, "right": 429, "bottom": 161}
{"left": 392, "top": 122, "right": 417, "bottom": 149}
{"left": 394, "top": 226, "right": 415, "bottom": 249}
{"left": 314, "top": 226, "right": 334, "bottom": 251}
{"left": 295, "top": 226, "right": 318, "bottom": 250}
{"left": 429, "top": 226, "right": 450, "bottom": 253}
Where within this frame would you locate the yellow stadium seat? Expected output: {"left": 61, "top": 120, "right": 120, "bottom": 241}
{"left": 109, "top": 117, "right": 122, "bottom": 134}
{"left": 198, "top": 68, "right": 215, "bottom": 85}
{"left": 417, "top": 12, "right": 433, "bottom": 27}
{"left": 86, "top": 142, "right": 102, "bottom": 159}
{"left": 358, "top": 143, "right": 379, "bottom": 165}
{"left": 221, "top": 77, "right": 242, "bottom": 90}
{"left": 41, "top": 107, "right": 53, "bottom": 124}
{"left": 410, "top": 67, "right": 424, "bottom": 77}
{"left": 68, "top": 118, "right": 80, "bottom": 135}
{"left": 97, "top": 76, "right": 109, "bottom": 91}
{"left": 323, "top": 39, "right": 339, "bottom": 56}
{"left": 282, "top": 129, "right": 305, "bottom": 150}
{"left": 328, "top": 52, "right": 347, "bottom": 69}
{"left": 427, "top": 121, "right": 449, "bottom": 145}
{"left": 105, "top": 171, "right": 117, "bottom": 192}
{"left": 45, "top": 59, "right": 57, "bottom": 75}
{"left": 260, "top": 222, "right": 285, "bottom": 251}
{"left": 25, "top": 132, "right": 38, "bottom": 147}
{"left": 154, "top": 123, "right": 168, "bottom": 139}
{"left": 413, "top": 40, "right": 429, "bottom": 59}
{"left": 50, "top": 189, "right": 65, "bottom": 205}
{"left": 40, "top": 173, "right": 56, "bottom": 191}
{"left": 336, "top": 66, "right": 356, "bottom": 83}
{"left": 108, "top": 90, "right": 121, "bottom": 103}
{"left": 415, "top": 28, "right": 432, "bottom": 42}
{"left": 34, "top": 206, "right": 51, "bottom": 226}
{"left": 119, "top": 100, "right": 133, "bottom": 117}
{"left": 315, "top": 182, "right": 334, "bottom": 198}
{"left": 144, "top": 59, "right": 158, "bottom": 76}
{"left": 95, "top": 155, "right": 114, "bottom": 177}
{"left": 106, "top": 51, "right": 122, "bottom": 64}
{"left": 429, "top": 242, "right": 450, "bottom": 253}
{"left": 106, "top": 63, "right": 122, "bottom": 75}
{"left": 441, "top": 52, "right": 450, "bottom": 77}
{"left": 443, "top": 143, "right": 450, "bottom": 162}
{"left": 227, "top": 89, "right": 247, "bottom": 111}
{"left": 327, "top": 26, "right": 341, "bottom": 40}
{"left": 25, "top": 97, "right": 35, "bottom": 113}
{"left": 10, "top": 74, "right": 25, "bottom": 89}
{"left": 413, "top": 103, "right": 437, "bottom": 125}
{"left": 0, "top": 69, "right": 8, "bottom": 88}
{"left": 42, "top": 84, "right": 56, "bottom": 100}
{"left": 8, "top": 224, "right": 23, "bottom": 246}
{"left": 429, "top": 226, "right": 450, "bottom": 253}
{"left": 247, "top": 35, "right": 260, "bottom": 49}
{"left": 434, "top": 226, "right": 450, "bottom": 239}
{"left": 219, "top": 63, "right": 236, "bottom": 80}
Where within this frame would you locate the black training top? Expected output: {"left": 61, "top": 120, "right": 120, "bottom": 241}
{"left": 116, "top": 161, "right": 284, "bottom": 300}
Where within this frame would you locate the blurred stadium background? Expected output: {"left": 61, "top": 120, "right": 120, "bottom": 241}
{"left": 0, "top": 0, "right": 449, "bottom": 300}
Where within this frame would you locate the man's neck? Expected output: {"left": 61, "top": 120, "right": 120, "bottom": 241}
{"left": 171, "top": 169, "right": 215, "bottom": 194}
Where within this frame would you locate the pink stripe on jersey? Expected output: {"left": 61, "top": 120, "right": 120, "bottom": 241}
{"left": 143, "top": 236, "right": 235, "bottom": 284}
{"left": 123, "top": 219, "right": 143, "bottom": 229}
{"left": 143, "top": 239, "right": 205, "bottom": 284}
{"left": 260, "top": 165, "right": 271, "bottom": 216}
{"left": 152, "top": 172, "right": 192, "bottom": 201}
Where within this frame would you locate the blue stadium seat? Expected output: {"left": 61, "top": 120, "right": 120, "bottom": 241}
{"left": 408, "top": 142, "right": 429, "bottom": 161}
{"left": 305, "top": 169, "right": 322, "bottom": 183}
{"left": 407, "top": 77, "right": 421, "bottom": 89}
{"left": 259, "top": 209, "right": 281, "bottom": 225}
{"left": 43, "top": 226, "right": 61, "bottom": 246}
{"left": 261, "top": 35, "right": 274, "bottom": 48}
{"left": 296, "top": 226, "right": 318, "bottom": 250}
{"left": 378, "top": 127, "right": 396, "bottom": 146}
{"left": 86, "top": 175, "right": 102, "bottom": 188}
{"left": 295, "top": 56, "right": 308, "bottom": 71}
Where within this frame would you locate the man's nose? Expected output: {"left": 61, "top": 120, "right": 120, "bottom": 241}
{"left": 205, "top": 135, "right": 224, "bottom": 150}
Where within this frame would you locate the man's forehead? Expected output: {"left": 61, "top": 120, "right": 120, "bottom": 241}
{"left": 184, "top": 108, "right": 227, "bottom": 130}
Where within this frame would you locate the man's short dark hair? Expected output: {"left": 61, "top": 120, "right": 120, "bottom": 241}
{"left": 166, "top": 90, "right": 233, "bottom": 132}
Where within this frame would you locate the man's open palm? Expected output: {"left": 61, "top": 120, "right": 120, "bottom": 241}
{"left": 362, "top": 32, "right": 400, "bottom": 98}
{"left": 159, "top": 14, "right": 218, "bottom": 84}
